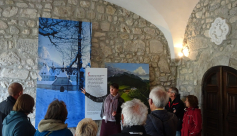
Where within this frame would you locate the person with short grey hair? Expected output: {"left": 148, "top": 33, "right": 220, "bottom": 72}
{"left": 75, "top": 118, "right": 98, "bottom": 136}
{"left": 145, "top": 86, "right": 178, "bottom": 136}
{"left": 111, "top": 99, "right": 150, "bottom": 136}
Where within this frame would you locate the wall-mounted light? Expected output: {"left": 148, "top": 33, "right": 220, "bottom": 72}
{"left": 182, "top": 45, "right": 189, "bottom": 57}
{"left": 178, "top": 52, "right": 183, "bottom": 57}
{"left": 178, "top": 44, "right": 189, "bottom": 57}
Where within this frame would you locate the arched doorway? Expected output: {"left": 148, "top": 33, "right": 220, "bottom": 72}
{"left": 202, "top": 66, "right": 237, "bottom": 136}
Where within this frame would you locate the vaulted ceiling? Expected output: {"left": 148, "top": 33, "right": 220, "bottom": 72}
{"left": 105, "top": 0, "right": 200, "bottom": 59}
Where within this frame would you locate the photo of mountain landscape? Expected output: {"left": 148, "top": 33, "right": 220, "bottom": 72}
{"left": 105, "top": 63, "right": 150, "bottom": 106}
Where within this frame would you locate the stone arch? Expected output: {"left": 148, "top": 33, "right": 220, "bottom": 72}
{"left": 177, "top": 0, "right": 237, "bottom": 105}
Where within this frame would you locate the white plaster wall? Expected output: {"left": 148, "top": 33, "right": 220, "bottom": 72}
{"left": 106, "top": 0, "right": 199, "bottom": 59}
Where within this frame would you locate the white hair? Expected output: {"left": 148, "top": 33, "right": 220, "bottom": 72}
{"left": 75, "top": 118, "right": 98, "bottom": 136}
{"left": 121, "top": 99, "right": 148, "bottom": 127}
{"left": 149, "top": 86, "right": 169, "bottom": 108}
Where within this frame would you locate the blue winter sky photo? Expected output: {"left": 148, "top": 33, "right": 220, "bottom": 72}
{"left": 105, "top": 63, "right": 149, "bottom": 80}
{"left": 36, "top": 17, "right": 92, "bottom": 128}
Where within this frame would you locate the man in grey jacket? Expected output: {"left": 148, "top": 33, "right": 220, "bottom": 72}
{"left": 145, "top": 86, "right": 178, "bottom": 136}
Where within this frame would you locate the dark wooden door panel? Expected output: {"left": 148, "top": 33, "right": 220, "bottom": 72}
{"left": 227, "top": 122, "right": 237, "bottom": 136}
{"left": 227, "top": 94, "right": 237, "bottom": 114}
{"left": 223, "top": 67, "right": 237, "bottom": 136}
{"left": 202, "top": 66, "right": 222, "bottom": 136}
{"left": 206, "top": 92, "right": 218, "bottom": 111}
{"left": 203, "top": 66, "right": 237, "bottom": 136}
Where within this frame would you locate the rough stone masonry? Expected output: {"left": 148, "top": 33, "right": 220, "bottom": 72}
{"left": 0, "top": 0, "right": 175, "bottom": 134}
{"left": 177, "top": 0, "right": 237, "bottom": 106}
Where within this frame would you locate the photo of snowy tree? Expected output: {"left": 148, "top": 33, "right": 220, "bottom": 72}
{"left": 36, "top": 17, "right": 92, "bottom": 128}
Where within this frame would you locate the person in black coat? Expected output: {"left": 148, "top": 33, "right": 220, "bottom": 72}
{"left": 111, "top": 99, "right": 150, "bottom": 136}
{"left": 0, "top": 83, "right": 23, "bottom": 115}
{"left": 81, "top": 83, "right": 124, "bottom": 136}
{"left": 165, "top": 87, "right": 185, "bottom": 136}
{"left": 145, "top": 86, "right": 178, "bottom": 136}
{"left": 0, "top": 82, "right": 23, "bottom": 136}
{"left": 0, "top": 111, "right": 6, "bottom": 136}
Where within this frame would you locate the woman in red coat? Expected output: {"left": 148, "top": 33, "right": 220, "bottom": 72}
{"left": 181, "top": 95, "right": 202, "bottom": 136}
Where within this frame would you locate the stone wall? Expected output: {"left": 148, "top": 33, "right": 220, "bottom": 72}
{"left": 0, "top": 0, "right": 175, "bottom": 134}
{"left": 177, "top": 0, "right": 237, "bottom": 105}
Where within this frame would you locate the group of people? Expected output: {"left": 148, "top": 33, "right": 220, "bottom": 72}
{"left": 82, "top": 83, "right": 202, "bottom": 136}
{"left": 0, "top": 82, "right": 202, "bottom": 136}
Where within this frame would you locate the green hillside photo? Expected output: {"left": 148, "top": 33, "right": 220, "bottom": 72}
{"left": 105, "top": 63, "right": 150, "bottom": 107}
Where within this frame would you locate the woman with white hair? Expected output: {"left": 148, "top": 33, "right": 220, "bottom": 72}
{"left": 75, "top": 118, "right": 98, "bottom": 136}
{"left": 111, "top": 99, "right": 150, "bottom": 136}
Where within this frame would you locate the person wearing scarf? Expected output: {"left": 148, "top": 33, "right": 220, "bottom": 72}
{"left": 81, "top": 83, "right": 124, "bottom": 136}
{"left": 34, "top": 99, "right": 73, "bottom": 136}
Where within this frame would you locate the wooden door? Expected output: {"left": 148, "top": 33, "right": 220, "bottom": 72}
{"left": 202, "top": 66, "right": 222, "bottom": 136}
{"left": 202, "top": 66, "right": 237, "bottom": 136}
{"left": 223, "top": 67, "right": 237, "bottom": 136}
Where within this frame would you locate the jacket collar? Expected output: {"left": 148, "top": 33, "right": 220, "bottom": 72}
{"left": 151, "top": 109, "right": 167, "bottom": 114}
{"left": 7, "top": 96, "right": 16, "bottom": 104}
{"left": 122, "top": 125, "right": 147, "bottom": 134}
{"left": 185, "top": 107, "right": 198, "bottom": 111}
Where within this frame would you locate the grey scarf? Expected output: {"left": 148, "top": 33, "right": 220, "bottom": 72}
{"left": 103, "top": 94, "right": 119, "bottom": 122}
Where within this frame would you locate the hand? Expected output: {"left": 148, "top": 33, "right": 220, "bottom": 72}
{"left": 173, "top": 109, "right": 176, "bottom": 113}
{"left": 81, "top": 88, "right": 86, "bottom": 94}
{"left": 112, "top": 111, "right": 116, "bottom": 116}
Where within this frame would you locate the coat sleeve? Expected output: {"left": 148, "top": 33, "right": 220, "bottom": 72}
{"left": 85, "top": 92, "right": 107, "bottom": 102}
{"left": 174, "top": 101, "right": 185, "bottom": 119}
{"left": 190, "top": 110, "right": 202, "bottom": 136}
{"left": 14, "top": 122, "right": 36, "bottom": 136}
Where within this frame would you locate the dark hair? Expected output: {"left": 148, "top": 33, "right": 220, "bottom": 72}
{"left": 8, "top": 82, "right": 23, "bottom": 96}
{"left": 186, "top": 95, "right": 198, "bottom": 108}
{"left": 110, "top": 83, "right": 119, "bottom": 89}
{"left": 13, "top": 94, "right": 34, "bottom": 114}
{"left": 169, "top": 87, "right": 179, "bottom": 95}
{"left": 44, "top": 99, "right": 68, "bottom": 123}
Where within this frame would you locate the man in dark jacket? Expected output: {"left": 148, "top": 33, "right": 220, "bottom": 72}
{"left": 0, "top": 112, "right": 6, "bottom": 136}
{"left": 111, "top": 99, "right": 150, "bottom": 136}
{"left": 0, "top": 82, "right": 23, "bottom": 136}
{"left": 165, "top": 87, "right": 185, "bottom": 136}
{"left": 145, "top": 86, "right": 178, "bottom": 136}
